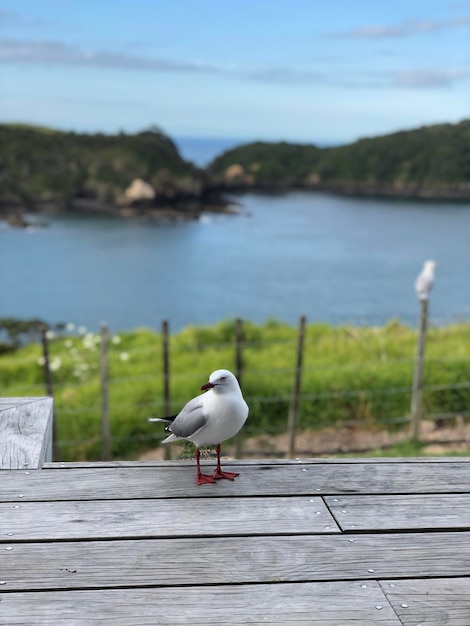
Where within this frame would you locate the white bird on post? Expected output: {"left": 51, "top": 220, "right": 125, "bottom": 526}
{"left": 415, "top": 260, "right": 437, "bottom": 301}
{"left": 411, "top": 260, "right": 436, "bottom": 442}
{"left": 149, "top": 369, "right": 249, "bottom": 485}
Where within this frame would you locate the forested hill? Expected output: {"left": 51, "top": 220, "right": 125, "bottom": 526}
{"left": 1, "top": 119, "right": 470, "bottom": 226}
{"left": 0, "top": 124, "right": 224, "bottom": 225}
{"left": 208, "top": 119, "right": 470, "bottom": 199}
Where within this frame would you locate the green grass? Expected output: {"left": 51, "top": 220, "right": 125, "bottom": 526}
{"left": 1, "top": 319, "right": 470, "bottom": 461}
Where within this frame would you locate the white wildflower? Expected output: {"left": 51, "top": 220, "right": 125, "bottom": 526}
{"left": 45, "top": 330, "right": 55, "bottom": 340}
{"left": 78, "top": 326, "right": 87, "bottom": 335}
{"left": 37, "top": 356, "right": 45, "bottom": 366}
{"left": 82, "top": 333, "right": 101, "bottom": 351}
{"left": 82, "top": 336, "right": 94, "bottom": 350}
{"left": 112, "top": 335, "right": 122, "bottom": 345}
{"left": 66, "top": 323, "right": 75, "bottom": 332}
{"left": 120, "top": 352, "right": 130, "bottom": 361}
{"left": 49, "top": 357, "right": 62, "bottom": 372}
{"left": 65, "top": 340, "right": 73, "bottom": 348}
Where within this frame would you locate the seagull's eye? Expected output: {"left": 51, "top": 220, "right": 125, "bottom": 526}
{"left": 220, "top": 376, "right": 227, "bottom": 381}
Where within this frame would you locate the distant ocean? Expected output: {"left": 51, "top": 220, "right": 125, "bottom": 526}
{"left": 173, "top": 136, "right": 247, "bottom": 167}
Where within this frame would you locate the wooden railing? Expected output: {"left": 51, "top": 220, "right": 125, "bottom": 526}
{"left": 0, "top": 397, "right": 53, "bottom": 469}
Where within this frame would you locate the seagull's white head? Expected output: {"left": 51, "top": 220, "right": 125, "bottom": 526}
{"left": 201, "top": 369, "right": 240, "bottom": 393}
{"left": 424, "top": 260, "right": 437, "bottom": 271}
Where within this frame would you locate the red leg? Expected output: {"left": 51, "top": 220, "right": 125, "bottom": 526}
{"left": 213, "top": 444, "right": 239, "bottom": 481}
{"left": 196, "top": 447, "right": 215, "bottom": 485}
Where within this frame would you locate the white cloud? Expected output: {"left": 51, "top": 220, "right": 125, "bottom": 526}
{"left": 344, "top": 25, "right": 407, "bottom": 39}
{"left": 393, "top": 69, "right": 470, "bottom": 88}
{"left": 0, "top": 9, "right": 46, "bottom": 27}
{"left": 246, "top": 67, "right": 328, "bottom": 85}
{"left": 245, "top": 66, "right": 470, "bottom": 90}
{"left": 0, "top": 39, "right": 222, "bottom": 74}
{"left": 336, "top": 15, "right": 470, "bottom": 39}
{"left": 0, "top": 37, "right": 468, "bottom": 92}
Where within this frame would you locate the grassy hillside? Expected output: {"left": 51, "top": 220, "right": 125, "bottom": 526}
{"left": 3, "top": 123, "right": 60, "bottom": 134}
{"left": 209, "top": 119, "right": 470, "bottom": 197}
{"left": 1, "top": 319, "right": 470, "bottom": 461}
{"left": 208, "top": 142, "right": 322, "bottom": 186}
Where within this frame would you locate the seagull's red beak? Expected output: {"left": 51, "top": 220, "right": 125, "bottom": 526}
{"left": 201, "top": 381, "right": 215, "bottom": 391}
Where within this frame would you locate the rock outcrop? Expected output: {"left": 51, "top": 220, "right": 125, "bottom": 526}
{"left": 117, "top": 179, "right": 156, "bottom": 206}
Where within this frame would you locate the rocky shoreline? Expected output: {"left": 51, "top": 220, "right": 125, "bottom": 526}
{"left": 6, "top": 184, "right": 470, "bottom": 230}
{"left": 320, "top": 181, "right": 470, "bottom": 201}
{"left": 212, "top": 179, "right": 470, "bottom": 202}
{"left": 0, "top": 181, "right": 237, "bottom": 228}
{"left": 3, "top": 178, "right": 470, "bottom": 229}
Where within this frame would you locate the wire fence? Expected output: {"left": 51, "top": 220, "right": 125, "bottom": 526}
{"left": 2, "top": 314, "right": 470, "bottom": 461}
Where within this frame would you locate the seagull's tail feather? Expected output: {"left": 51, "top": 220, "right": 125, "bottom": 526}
{"left": 148, "top": 416, "right": 177, "bottom": 424}
{"left": 148, "top": 416, "right": 178, "bottom": 438}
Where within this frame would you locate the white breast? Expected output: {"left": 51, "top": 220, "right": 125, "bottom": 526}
{"left": 188, "top": 392, "right": 249, "bottom": 448}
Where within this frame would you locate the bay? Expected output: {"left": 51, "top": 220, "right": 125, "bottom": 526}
{"left": 1, "top": 190, "right": 470, "bottom": 333}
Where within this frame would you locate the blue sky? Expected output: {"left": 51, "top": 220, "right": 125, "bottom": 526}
{"left": 0, "top": 0, "right": 469, "bottom": 144}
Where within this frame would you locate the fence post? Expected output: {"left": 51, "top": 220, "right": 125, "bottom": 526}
{"left": 100, "top": 323, "right": 111, "bottom": 460}
{"left": 162, "top": 320, "right": 172, "bottom": 460}
{"left": 287, "top": 315, "right": 307, "bottom": 458}
{"left": 40, "top": 326, "right": 58, "bottom": 461}
{"left": 410, "top": 299, "right": 429, "bottom": 442}
{"left": 234, "top": 318, "right": 244, "bottom": 458}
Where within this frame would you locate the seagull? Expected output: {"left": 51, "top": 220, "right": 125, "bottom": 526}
{"left": 149, "top": 369, "right": 249, "bottom": 485}
{"left": 415, "top": 260, "right": 437, "bottom": 301}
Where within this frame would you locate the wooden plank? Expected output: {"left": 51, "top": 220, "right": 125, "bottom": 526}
{"left": 1, "top": 532, "right": 470, "bottom": 591}
{"left": 381, "top": 577, "right": 470, "bottom": 626}
{"left": 325, "top": 494, "right": 470, "bottom": 531}
{"left": 0, "top": 398, "right": 53, "bottom": 469}
{"left": 42, "top": 457, "right": 470, "bottom": 468}
{"left": 0, "top": 496, "right": 339, "bottom": 541}
{"left": 0, "top": 581, "right": 402, "bottom": 625}
{"left": 3, "top": 461, "right": 470, "bottom": 501}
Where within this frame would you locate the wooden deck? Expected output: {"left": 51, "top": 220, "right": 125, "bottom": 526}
{"left": 1, "top": 399, "right": 470, "bottom": 624}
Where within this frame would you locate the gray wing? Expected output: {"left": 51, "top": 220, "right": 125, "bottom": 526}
{"left": 170, "top": 395, "right": 208, "bottom": 438}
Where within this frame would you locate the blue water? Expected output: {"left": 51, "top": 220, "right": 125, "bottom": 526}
{"left": 2, "top": 187, "right": 470, "bottom": 333}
